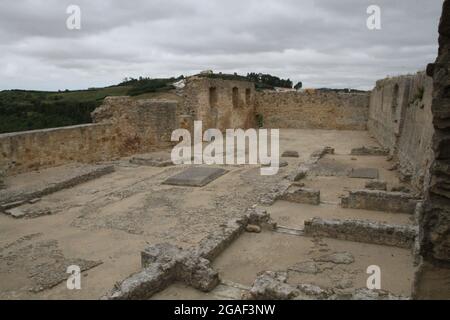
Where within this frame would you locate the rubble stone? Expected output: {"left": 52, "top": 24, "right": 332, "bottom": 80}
{"left": 246, "top": 224, "right": 262, "bottom": 233}
{"left": 314, "top": 252, "right": 355, "bottom": 265}
{"left": 280, "top": 186, "right": 320, "bottom": 205}
{"left": 350, "top": 146, "right": 389, "bottom": 156}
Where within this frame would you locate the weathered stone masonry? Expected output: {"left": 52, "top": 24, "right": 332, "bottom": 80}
{"left": 0, "top": 98, "right": 178, "bottom": 174}
{"left": 255, "top": 91, "right": 370, "bottom": 130}
{"left": 181, "top": 77, "right": 256, "bottom": 132}
{"left": 368, "top": 72, "right": 434, "bottom": 191}
{"left": 414, "top": 0, "right": 450, "bottom": 299}
{"left": 0, "top": 78, "right": 257, "bottom": 175}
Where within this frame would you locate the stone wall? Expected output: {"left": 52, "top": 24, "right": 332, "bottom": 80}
{"left": 0, "top": 97, "right": 177, "bottom": 174}
{"left": 254, "top": 91, "right": 370, "bottom": 130}
{"left": 92, "top": 96, "right": 177, "bottom": 148}
{"left": 182, "top": 77, "right": 256, "bottom": 131}
{"left": 0, "top": 78, "right": 257, "bottom": 175}
{"left": 368, "top": 72, "right": 435, "bottom": 191}
{"left": 0, "top": 123, "right": 116, "bottom": 174}
{"left": 414, "top": 0, "right": 450, "bottom": 299}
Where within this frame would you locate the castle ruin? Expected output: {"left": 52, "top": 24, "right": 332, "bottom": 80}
{"left": 0, "top": 1, "right": 448, "bottom": 301}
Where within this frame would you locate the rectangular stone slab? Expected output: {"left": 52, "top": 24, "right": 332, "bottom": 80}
{"left": 163, "top": 167, "right": 228, "bottom": 187}
{"left": 348, "top": 168, "right": 379, "bottom": 179}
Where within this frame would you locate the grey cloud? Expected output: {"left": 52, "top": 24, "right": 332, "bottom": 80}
{"left": 0, "top": 0, "right": 443, "bottom": 91}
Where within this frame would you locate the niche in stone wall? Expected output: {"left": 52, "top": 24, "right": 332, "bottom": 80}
{"left": 392, "top": 84, "right": 399, "bottom": 109}
{"left": 245, "top": 88, "right": 251, "bottom": 106}
{"left": 392, "top": 84, "right": 399, "bottom": 123}
{"left": 209, "top": 87, "right": 218, "bottom": 108}
{"left": 232, "top": 87, "right": 239, "bottom": 108}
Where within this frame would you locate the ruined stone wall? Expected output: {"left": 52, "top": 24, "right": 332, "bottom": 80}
{"left": 0, "top": 97, "right": 177, "bottom": 174}
{"left": 0, "top": 123, "right": 120, "bottom": 174}
{"left": 254, "top": 91, "right": 370, "bottom": 130}
{"left": 91, "top": 96, "right": 177, "bottom": 148}
{"left": 414, "top": 0, "right": 450, "bottom": 299}
{"left": 182, "top": 77, "right": 256, "bottom": 131}
{"left": 368, "top": 72, "right": 435, "bottom": 191}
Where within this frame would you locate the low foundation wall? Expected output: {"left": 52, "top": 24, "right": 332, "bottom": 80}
{"left": 341, "top": 190, "right": 418, "bottom": 214}
{"left": 304, "top": 217, "right": 417, "bottom": 249}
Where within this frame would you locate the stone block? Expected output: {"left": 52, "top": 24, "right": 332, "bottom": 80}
{"left": 349, "top": 168, "right": 379, "bottom": 179}
{"left": 163, "top": 167, "right": 228, "bottom": 187}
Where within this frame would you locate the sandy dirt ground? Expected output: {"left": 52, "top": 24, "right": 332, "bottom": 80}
{"left": 0, "top": 129, "right": 414, "bottom": 299}
{"left": 212, "top": 231, "right": 414, "bottom": 297}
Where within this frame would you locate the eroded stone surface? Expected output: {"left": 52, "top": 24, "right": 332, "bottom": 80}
{"left": 0, "top": 237, "right": 102, "bottom": 293}
{"left": 314, "top": 252, "right": 355, "bottom": 265}
{"left": 248, "top": 270, "right": 406, "bottom": 300}
{"left": 288, "top": 261, "right": 320, "bottom": 274}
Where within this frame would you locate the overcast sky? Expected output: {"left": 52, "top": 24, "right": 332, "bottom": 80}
{"left": 0, "top": 0, "right": 443, "bottom": 91}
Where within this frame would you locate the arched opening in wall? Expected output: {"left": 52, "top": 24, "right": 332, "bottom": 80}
{"left": 392, "top": 84, "right": 399, "bottom": 123}
{"left": 209, "top": 87, "right": 218, "bottom": 108}
{"left": 232, "top": 87, "right": 239, "bottom": 108}
{"left": 245, "top": 88, "right": 251, "bottom": 106}
{"left": 392, "top": 84, "right": 399, "bottom": 110}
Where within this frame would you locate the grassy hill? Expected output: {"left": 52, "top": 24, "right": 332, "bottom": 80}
{"left": 0, "top": 78, "right": 178, "bottom": 134}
